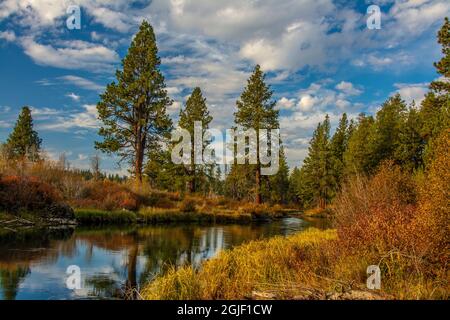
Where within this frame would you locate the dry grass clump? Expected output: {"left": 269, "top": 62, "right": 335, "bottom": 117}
{"left": 141, "top": 228, "right": 337, "bottom": 300}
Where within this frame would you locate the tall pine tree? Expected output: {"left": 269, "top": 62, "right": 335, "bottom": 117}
{"left": 178, "top": 87, "right": 213, "bottom": 193}
{"left": 96, "top": 21, "right": 172, "bottom": 183}
{"left": 234, "top": 65, "right": 279, "bottom": 204}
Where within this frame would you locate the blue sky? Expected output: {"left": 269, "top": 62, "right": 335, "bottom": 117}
{"left": 0, "top": 0, "right": 448, "bottom": 174}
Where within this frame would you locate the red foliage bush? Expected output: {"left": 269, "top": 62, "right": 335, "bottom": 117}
{"left": 71, "top": 180, "right": 141, "bottom": 211}
{"left": 334, "top": 162, "right": 421, "bottom": 255}
{"left": 0, "top": 175, "right": 62, "bottom": 213}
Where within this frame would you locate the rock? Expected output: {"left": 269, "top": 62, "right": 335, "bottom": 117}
{"left": 45, "top": 203, "right": 75, "bottom": 220}
{"left": 327, "top": 290, "right": 388, "bottom": 300}
{"left": 251, "top": 291, "right": 277, "bottom": 300}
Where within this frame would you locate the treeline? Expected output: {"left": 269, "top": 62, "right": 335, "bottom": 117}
{"left": 289, "top": 18, "right": 449, "bottom": 210}
{"left": 94, "top": 21, "right": 287, "bottom": 203}
{"left": 1, "top": 18, "right": 448, "bottom": 209}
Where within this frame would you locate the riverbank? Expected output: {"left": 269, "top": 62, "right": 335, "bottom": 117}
{"left": 74, "top": 206, "right": 293, "bottom": 225}
{"left": 0, "top": 211, "right": 76, "bottom": 231}
{"left": 1, "top": 205, "right": 297, "bottom": 229}
{"left": 141, "top": 228, "right": 348, "bottom": 300}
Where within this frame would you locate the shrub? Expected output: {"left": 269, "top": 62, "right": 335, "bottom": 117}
{"left": 334, "top": 162, "right": 421, "bottom": 254}
{"left": 332, "top": 160, "right": 448, "bottom": 298}
{"left": 416, "top": 129, "right": 449, "bottom": 265}
{"left": 0, "top": 175, "right": 62, "bottom": 213}
{"left": 71, "top": 180, "right": 141, "bottom": 211}
{"left": 179, "top": 198, "right": 197, "bottom": 213}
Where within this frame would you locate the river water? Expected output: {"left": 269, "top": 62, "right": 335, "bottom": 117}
{"left": 0, "top": 217, "right": 330, "bottom": 300}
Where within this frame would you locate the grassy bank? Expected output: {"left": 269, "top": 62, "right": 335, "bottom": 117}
{"left": 74, "top": 207, "right": 265, "bottom": 225}
{"left": 138, "top": 207, "right": 252, "bottom": 224}
{"left": 141, "top": 228, "right": 339, "bottom": 300}
{"left": 74, "top": 209, "right": 137, "bottom": 225}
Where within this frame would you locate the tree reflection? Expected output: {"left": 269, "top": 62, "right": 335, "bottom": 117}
{"left": 0, "top": 266, "right": 30, "bottom": 300}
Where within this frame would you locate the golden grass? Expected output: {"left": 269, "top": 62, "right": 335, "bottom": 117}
{"left": 141, "top": 228, "right": 337, "bottom": 300}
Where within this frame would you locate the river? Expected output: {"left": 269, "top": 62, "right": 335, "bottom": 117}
{"left": 0, "top": 217, "right": 330, "bottom": 300}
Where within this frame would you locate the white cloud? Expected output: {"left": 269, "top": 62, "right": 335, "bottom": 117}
{"left": 66, "top": 92, "right": 81, "bottom": 101}
{"left": 77, "top": 153, "right": 88, "bottom": 161}
{"left": 0, "top": 121, "right": 11, "bottom": 128}
{"left": 394, "top": 82, "right": 428, "bottom": 105}
{"left": 297, "top": 95, "right": 319, "bottom": 112}
{"left": 37, "top": 104, "right": 99, "bottom": 131}
{"left": 388, "top": 0, "right": 450, "bottom": 36}
{"left": 335, "top": 81, "right": 362, "bottom": 96}
{"left": 58, "top": 75, "right": 104, "bottom": 91}
{"left": 0, "top": 30, "right": 16, "bottom": 42}
{"left": 89, "top": 6, "right": 133, "bottom": 33}
{"left": 0, "top": 106, "right": 11, "bottom": 113}
{"left": 240, "top": 21, "right": 328, "bottom": 71}
{"left": 21, "top": 37, "right": 119, "bottom": 72}
{"left": 276, "top": 97, "right": 295, "bottom": 110}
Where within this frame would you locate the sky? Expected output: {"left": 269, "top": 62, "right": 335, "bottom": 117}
{"left": 0, "top": 0, "right": 448, "bottom": 174}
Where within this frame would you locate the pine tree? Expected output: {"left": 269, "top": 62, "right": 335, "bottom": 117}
{"left": 394, "top": 107, "right": 425, "bottom": 171}
{"left": 224, "top": 163, "right": 255, "bottom": 201}
{"left": 366, "top": 94, "right": 407, "bottom": 172}
{"left": 178, "top": 87, "right": 213, "bottom": 193}
{"left": 6, "top": 106, "right": 41, "bottom": 161}
{"left": 344, "top": 113, "right": 374, "bottom": 175}
{"left": 234, "top": 65, "right": 279, "bottom": 204}
{"left": 329, "top": 113, "right": 349, "bottom": 191}
{"left": 288, "top": 167, "right": 301, "bottom": 204}
{"left": 266, "top": 147, "right": 290, "bottom": 204}
{"left": 430, "top": 17, "right": 450, "bottom": 94}
{"left": 301, "top": 115, "right": 333, "bottom": 208}
{"left": 95, "top": 21, "right": 172, "bottom": 183}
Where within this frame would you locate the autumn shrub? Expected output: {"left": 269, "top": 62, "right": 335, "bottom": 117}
{"left": 0, "top": 175, "right": 62, "bottom": 213}
{"left": 334, "top": 162, "right": 419, "bottom": 253}
{"left": 333, "top": 160, "right": 448, "bottom": 298}
{"left": 179, "top": 198, "right": 197, "bottom": 213}
{"left": 71, "top": 180, "right": 140, "bottom": 211}
{"left": 144, "top": 190, "right": 177, "bottom": 208}
{"left": 415, "top": 129, "right": 449, "bottom": 265}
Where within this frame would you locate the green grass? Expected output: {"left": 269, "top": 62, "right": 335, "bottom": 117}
{"left": 74, "top": 209, "right": 137, "bottom": 225}
{"left": 74, "top": 207, "right": 253, "bottom": 225}
{"left": 138, "top": 207, "right": 252, "bottom": 224}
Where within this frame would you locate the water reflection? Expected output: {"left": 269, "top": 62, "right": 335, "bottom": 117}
{"left": 0, "top": 217, "right": 329, "bottom": 300}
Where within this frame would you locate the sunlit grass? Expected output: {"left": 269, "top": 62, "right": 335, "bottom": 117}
{"left": 141, "top": 228, "right": 337, "bottom": 300}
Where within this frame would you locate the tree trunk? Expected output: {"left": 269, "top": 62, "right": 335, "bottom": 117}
{"left": 189, "top": 138, "right": 196, "bottom": 193}
{"left": 135, "top": 152, "right": 143, "bottom": 183}
{"left": 135, "top": 137, "right": 144, "bottom": 184}
{"left": 255, "top": 166, "right": 262, "bottom": 204}
{"left": 255, "top": 130, "right": 262, "bottom": 204}
{"left": 189, "top": 176, "right": 196, "bottom": 193}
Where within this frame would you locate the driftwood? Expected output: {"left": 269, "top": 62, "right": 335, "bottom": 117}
{"left": 250, "top": 289, "right": 390, "bottom": 300}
